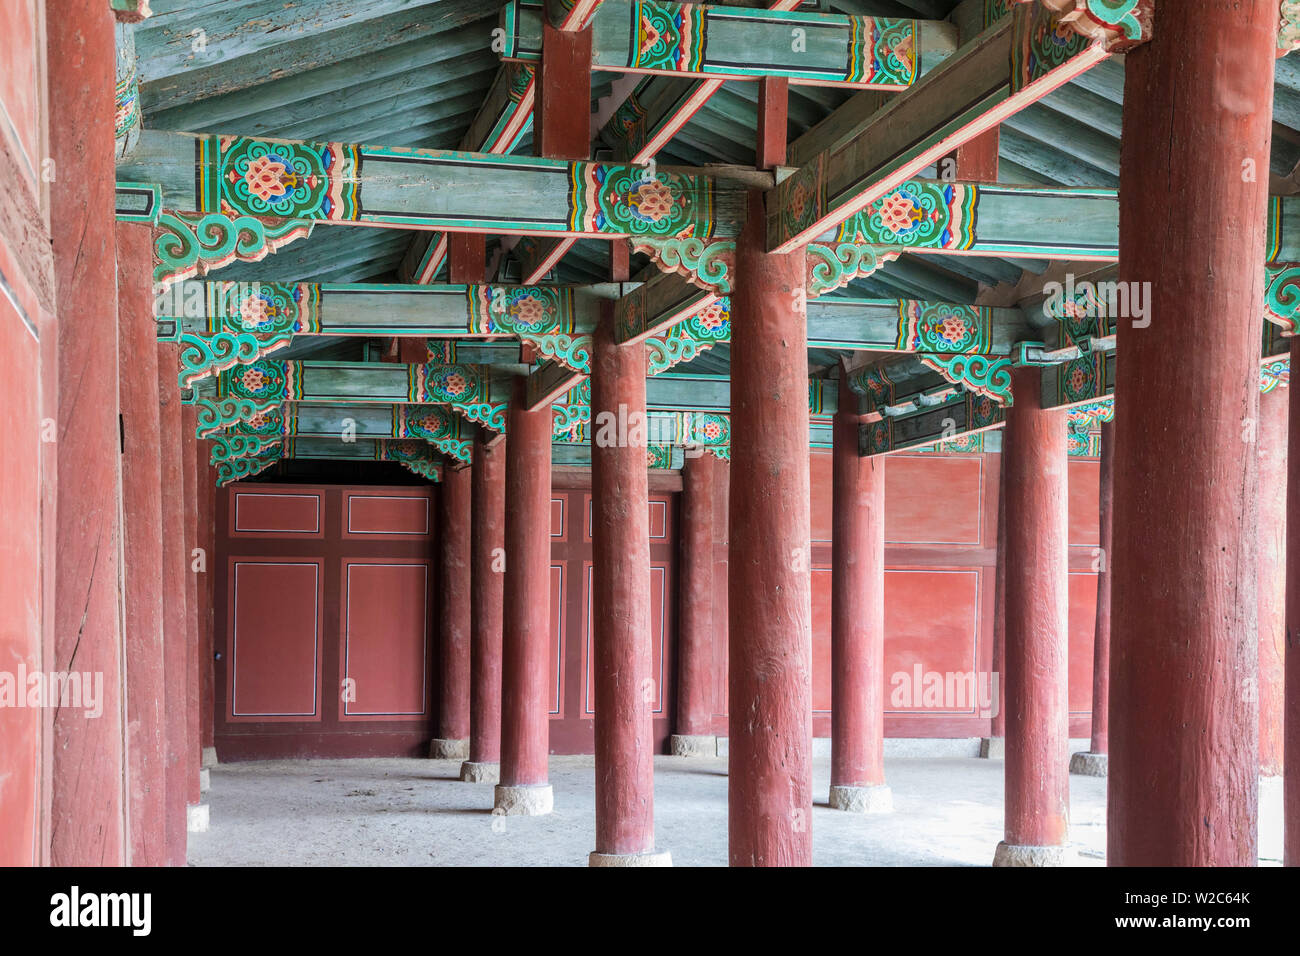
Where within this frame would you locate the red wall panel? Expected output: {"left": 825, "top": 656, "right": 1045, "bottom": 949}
{"left": 342, "top": 562, "right": 429, "bottom": 718}
{"left": 1068, "top": 571, "right": 1099, "bottom": 715}
{"left": 232, "top": 490, "right": 323, "bottom": 536}
{"left": 1068, "top": 460, "right": 1102, "bottom": 547}
{"left": 229, "top": 560, "right": 321, "bottom": 719}
{"left": 344, "top": 494, "right": 431, "bottom": 538}
{"left": 885, "top": 455, "right": 985, "bottom": 546}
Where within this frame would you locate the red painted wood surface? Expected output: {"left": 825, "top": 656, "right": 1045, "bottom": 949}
{"left": 1002, "top": 366, "right": 1069, "bottom": 850}
{"left": 214, "top": 485, "right": 435, "bottom": 758}
{"left": 48, "top": 0, "right": 127, "bottom": 866}
{"left": 831, "top": 377, "right": 885, "bottom": 789}
{"left": 449, "top": 233, "right": 486, "bottom": 284}
{"left": 437, "top": 465, "right": 472, "bottom": 741}
{"left": 117, "top": 223, "right": 167, "bottom": 866}
{"left": 590, "top": 312, "right": 656, "bottom": 855}
{"left": 0, "top": 0, "right": 49, "bottom": 866}
{"left": 156, "top": 345, "right": 190, "bottom": 865}
{"left": 728, "top": 191, "right": 812, "bottom": 866}
{"left": 500, "top": 381, "right": 555, "bottom": 787}
{"left": 469, "top": 435, "right": 506, "bottom": 764}
{"left": 201, "top": 459, "right": 217, "bottom": 751}
{"left": 677, "top": 454, "right": 715, "bottom": 736}
{"left": 182, "top": 413, "right": 201, "bottom": 804}
{"left": 1258, "top": 386, "right": 1286, "bottom": 776}
{"left": 535, "top": 23, "right": 591, "bottom": 160}
{"left": 756, "top": 77, "right": 789, "bottom": 170}
{"left": 1088, "top": 421, "right": 1113, "bottom": 754}
{"left": 1286, "top": 336, "right": 1300, "bottom": 866}
{"left": 1110, "top": 0, "right": 1274, "bottom": 867}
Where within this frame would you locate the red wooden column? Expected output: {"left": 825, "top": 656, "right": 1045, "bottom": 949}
{"left": 47, "top": 0, "right": 127, "bottom": 866}
{"left": 116, "top": 223, "right": 167, "bottom": 865}
{"left": 728, "top": 187, "right": 812, "bottom": 866}
{"left": 181, "top": 408, "right": 207, "bottom": 832}
{"left": 200, "top": 458, "right": 217, "bottom": 772}
{"left": 672, "top": 452, "right": 717, "bottom": 756}
{"left": 1286, "top": 338, "right": 1300, "bottom": 866}
{"left": 1071, "top": 419, "right": 1113, "bottom": 777}
{"left": 462, "top": 432, "right": 506, "bottom": 783}
{"left": 995, "top": 366, "right": 1069, "bottom": 867}
{"left": 495, "top": 380, "right": 554, "bottom": 815}
{"left": 1110, "top": 3, "right": 1275, "bottom": 867}
{"left": 982, "top": 474, "right": 1007, "bottom": 754}
{"left": 829, "top": 376, "right": 891, "bottom": 813}
{"left": 1258, "top": 386, "right": 1287, "bottom": 780}
{"left": 432, "top": 463, "right": 473, "bottom": 758}
{"left": 588, "top": 308, "right": 670, "bottom": 866}
{"left": 534, "top": 23, "right": 591, "bottom": 160}
{"left": 157, "top": 346, "right": 190, "bottom": 865}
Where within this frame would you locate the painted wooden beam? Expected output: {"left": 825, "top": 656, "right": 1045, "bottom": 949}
{"left": 548, "top": 0, "right": 606, "bottom": 30}
{"left": 501, "top": 0, "right": 946, "bottom": 89}
{"left": 214, "top": 437, "right": 445, "bottom": 486}
{"left": 400, "top": 63, "right": 537, "bottom": 284}
{"left": 766, "top": 2, "right": 1148, "bottom": 252}
{"left": 114, "top": 22, "right": 142, "bottom": 158}
{"left": 118, "top": 129, "right": 742, "bottom": 239}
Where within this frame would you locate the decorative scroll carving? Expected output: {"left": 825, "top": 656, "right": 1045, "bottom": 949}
{"left": 154, "top": 211, "right": 313, "bottom": 289}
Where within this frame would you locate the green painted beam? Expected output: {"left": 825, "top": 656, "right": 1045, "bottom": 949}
{"left": 501, "top": 0, "right": 945, "bottom": 89}
{"left": 118, "top": 129, "right": 742, "bottom": 239}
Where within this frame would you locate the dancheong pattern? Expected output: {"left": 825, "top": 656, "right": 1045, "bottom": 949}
{"left": 629, "top": 1, "right": 707, "bottom": 73}
{"left": 200, "top": 136, "right": 362, "bottom": 221}
{"left": 154, "top": 211, "right": 314, "bottom": 289}
{"left": 1011, "top": 4, "right": 1092, "bottom": 93}
{"left": 569, "top": 164, "right": 714, "bottom": 239}
{"left": 836, "top": 182, "right": 976, "bottom": 250}
{"left": 467, "top": 285, "right": 573, "bottom": 335}
{"left": 897, "top": 302, "right": 992, "bottom": 355}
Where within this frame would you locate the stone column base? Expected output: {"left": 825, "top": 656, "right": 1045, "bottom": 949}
{"left": 460, "top": 761, "right": 500, "bottom": 784}
{"left": 978, "top": 737, "right": 1004, "bottom": 759}
{"left": 992, "top": 841, "right": 1076, "bottom": 867}
{"left": 199, "top": 768, "right": 211, "bottom": 792}
{"left": 828, "top": 784, "right": 893, "bottom": 813}
{"left": 589, "top": 849, "right": 673, "bottom": 867}
{"left": 1069, "top": 751, "right": 1108, "bottom": 776}
{"left": 669, "top": 734, "right": 717, "bottom": 757}
{"left": 428, "top": 737, "right": 470, "bottom": 760}
{"left": 186, "top": 804, "right": 210, "bottom": 833}
{"left": 201, "top": 746, "right": 218, "bottom": 768}
{"left": 494, "top": 783, "right": 553, "bottom": 816}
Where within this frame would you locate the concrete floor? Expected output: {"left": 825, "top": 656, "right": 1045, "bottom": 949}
{"left": 188, "top": 755, "right": 1285, "bottom": 866}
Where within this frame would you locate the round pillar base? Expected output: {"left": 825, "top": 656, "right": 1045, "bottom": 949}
{"left": 828, "top": 784, "right": 893, "bottom": 814}
{"left": 669, "top": 734, "right": 717, "bottom": 757}
{"left": 459, "top": 761, "right": 500, "bottom": 784}
{"left": 199, "top": 768, "right": 211, "bottom": 793}
{"left": 201, "top": 746, "right": 219, "bottom": 768}
{"left": 589, "top": 849, "right": 673, "bottom": 867}
{"left": 186, "top": 803, "right": 210, "bottom": 833}
{"left": 494, "top": 783, "right": 553, "bottom": 816}
{"left": 1069, "top": 751, "right": 1108, "bottom": 777}
{"left": 428, "top": 738, "right": 470, "bottom": 760}
{"left": 978, "top": 737, "right": 1004, "bottom": 759}
{"left": 992, "top": 841, "right": 1076, "bottom": 867}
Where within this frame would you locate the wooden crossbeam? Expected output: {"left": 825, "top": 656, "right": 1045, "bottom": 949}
{"left": 118, "top": 130, "right": 744, "bottom": 239}
{"left": 501, "top": 0, "right": 948, "bottom": 90}
{"left": 214, "top": 437, "right": 445, "bottom": 486}
{"left": 400, "top": 62, "right": 537, "bottom": 284}
{"left": 766, "top": 3, "right": 1145, "bottom": 253}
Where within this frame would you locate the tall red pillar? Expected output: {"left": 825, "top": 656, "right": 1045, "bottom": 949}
{"left": 1286, "top": 339, "right": 1300, "bottom": 866}
{"left": 728, "top": 190, "right": 812, "bottom": 866}
{"left": 200, "top": 461, "right": 216, "bottom": 768}
{"left": 995, "top": 366, "right": 1069, "bottom": 867}
{"left": 588, "top": 310, "right": 669, "bottom": 865}
{"left": 494, "top": 380, "right": 554, "bottom": 815}
{"left": 982, "top": 473, "right": 1007, "bottom": 752}
{"left": 672, "top": 452, "right": 717, "bottom": 756}
{"left": 47, "top": 0, "right": 127, "bottom": 866}
{"left": 158, "top": 345, "right": 190, "bottom": 865}
{"left": 181, "top": 408, "right": 206, "bottom": 832}
{"left": 1259, "top": 386, "right": 1287, "bottom": 780}
{"left": 1071, "top": 419, "right": 1113, "bottom": 777}
{"left": 1109, "top": 2, "right": 1274, "bottom": 867}
{"left": 116, "top": 223, "right": 167, "bottom": 866}
{"left": 461, "top": 432, "right": 506, "bottom": 783}
{"left": 829, "top": 376, "right": 890, "bottom": 813}
{"left": 432, "top": 463, "right": 472, "bottom": 758}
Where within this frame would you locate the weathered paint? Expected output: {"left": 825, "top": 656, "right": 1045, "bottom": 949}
{"left": 438, "top": 464, "right": 473, "bottom": 744}
{"left": 590, "top": 309, "right": 656, "bottom": 856}
{"left": 534, "top": 22, "right": 591, "bottom": 161}
{"left": 469, "top": 434, "right": 506, "bottom": 765}
{"left": 1088, "top": 419, "right": 1113, "bottom": 755}
{"left": 117, "top": 222, "right": 167, "bottom": 866}
{"left": 1109, "top": 0, "right": 1273, "bottom": 867}
{"left": 830, "top": 375, "right": 886, "bottom": 791}
{"left": 1001, "top": 366, "right": 1069, "bottom": 854}
{"left": 1259, "top": 386, "right": 1286, "bottom": 776}
{"left": 182, "top": 407, "right": 202, "bottom": 809}
{"left": 498, "top": 380, "right": 554, "bottom": 790}
{"left": 728, "top": 190, "right": 812, "bottom": 866}
{"left": 676, "top": 453, "right": 714, "bottom": 737}
{"left": 1285, "top": 336, "right": 1300, "bottom": 866}
{"left": 48, "top": 0, "right": 127, "bottom": 867}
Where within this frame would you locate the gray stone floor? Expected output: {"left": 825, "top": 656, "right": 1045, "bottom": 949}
{"left": 187, "top": 754, "right": 1284, "bottom": 866}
